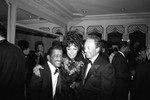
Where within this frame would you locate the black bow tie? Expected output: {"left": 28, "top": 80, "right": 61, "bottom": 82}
{"left": 54, "top": 68, "right": 59, "bottom": 74}
{"left": 87, "top": 59, "right": 92, "bottom": 65}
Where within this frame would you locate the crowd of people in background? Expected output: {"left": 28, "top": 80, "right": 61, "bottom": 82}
{"left": 0, "top": 22, "right": 150, "bottom": 100}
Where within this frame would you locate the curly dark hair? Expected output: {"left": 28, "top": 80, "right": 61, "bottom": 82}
{"left": 34, "top": 41, "right": 44, "bottom": 52}
{"left": 18, "top": 40, "right": 29, "bottom": 51}
{"left": 63, "top": 31, "right": 83, "bottom": 51}
{"left": 63, "top": 31, "right": 83, "bottom": 60}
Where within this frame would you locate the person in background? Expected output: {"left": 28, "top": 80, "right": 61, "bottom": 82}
{"left": 76, "top": 34, "right": 115, "bottom": 100}
{"left": 17, "top": 40, "right": 35, "bottom": 99}
{"left": 131, "top": 46, "right": 150, "bottom": 100}
{"left": 33, "top": 41, "right": 47, "bottom": 66}
{"left": 109, "top": 47, "right": 118, "bottom": 63}
{"left": 112, "top": 41, "right": 131, "bottom": 100}
{"left": 135, "top": 46, "right": 147, "bottom": 64}
{"left": 18, "top": 40, "right": 30, "bottom": 57}
{"left": 28, "top": 44, "right": 63, "bottom": 100}
{"left": 17, "top": 40, "right": 30, "bottom": 82}
{"left": 0, "top": 23, "right": 26, "bottom": 100}
{"left": 99, "top": 40, "right": 109, "bottom": 62}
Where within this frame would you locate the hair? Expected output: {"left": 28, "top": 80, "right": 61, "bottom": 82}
{"left": 34, "top": 41, "right": 44, "bottom": 51}
{"left": 0, "top": 23, "right": 6, "bottom": 38}
{"left": 17, "top": 40, "right": 29, "bottom": 51}
{"left": 52, "top": 40, "right": 62, "bottom": 47}
{"left": 47, "top": 44, "right": 63, "bottom": 56}
{"left": 88, "top": 31, "right": 101, "bottom": 39}
{"left": 118, "top": 41, "right": 130, "bottom": 50}
{"left": 63, "top": 31, "right": 83, "bottom": 57}
{"left": 87, "top": 34, "right": 101, "bottom": 48}
{"left": 99, "top": 40, "right": 108, "bottom": 50}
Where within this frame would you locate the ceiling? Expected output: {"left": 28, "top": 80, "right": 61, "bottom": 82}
{"left": 1, "top": 0, "right": 150, "bottom": 25}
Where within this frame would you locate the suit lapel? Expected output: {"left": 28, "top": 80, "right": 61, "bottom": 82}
{"left": 44, "top": 63, "right": 52, "bottom": 81}
{"left": 82, "top": 60, "right": 90, "bottom": 84}
{"left": 83, "top": 55, "right": 102, "bottom": 84}
{"left": 43, "top": 63, "right": 53, "bottom": 98}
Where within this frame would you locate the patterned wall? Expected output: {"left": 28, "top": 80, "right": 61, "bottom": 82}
{"left": 69, "top": 24, "right": 148, "bottom": 44}
{"left": 106, "top": 25, "right": 125, "bottom": 34}
{"left": 128, "top": 24, "right": 148, "bottom": 34}
{"left": 87, "top": 25, "right": 104, "bottom": 34}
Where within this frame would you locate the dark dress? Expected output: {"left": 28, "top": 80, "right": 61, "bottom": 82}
{"left": 60, "top": 55, "right": 85, "bottom": 100}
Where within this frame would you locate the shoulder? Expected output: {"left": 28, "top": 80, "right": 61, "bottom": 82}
{"left": 97, "top": 55, "right": 109, "bottom": 64}
{"left": 96, "top": 55, "right": 113, "bottom": 70}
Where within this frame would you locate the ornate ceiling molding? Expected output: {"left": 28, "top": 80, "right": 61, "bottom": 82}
{"left": 73, "top": 12, "right": 150, "bottom": 21}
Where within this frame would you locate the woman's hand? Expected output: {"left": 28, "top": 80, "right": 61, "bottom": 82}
{"left": 33, "top": 64, "right": 44, "bottom": 77}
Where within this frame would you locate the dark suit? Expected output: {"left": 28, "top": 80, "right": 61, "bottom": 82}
{"left": 77, "top": 55, "right": 115, "bottom": 100}
{"left": 0, "top": 39, "right": 26, "bottom": 100}
{"left": 132, "top": 60, "right": 150, "bottom": 100}
{"left": 28, "top": 63, "right": 61, "bottom": 100}
{"left": 112, "top": 51, "right": 131, "bottom": 100}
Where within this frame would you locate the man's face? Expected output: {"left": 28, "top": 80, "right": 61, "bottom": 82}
{"left": 37, "top": 44, "right": 44, "bottom": 52}
{"left": 24, "top": 48, "right": 30, "bottom": 55}
{"left": 48, "top": 49, "right": 63, "bottom": 68}
{"left": 84, "top": 38, "right": 99, "bottom": 59}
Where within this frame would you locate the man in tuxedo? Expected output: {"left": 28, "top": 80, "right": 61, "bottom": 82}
{"left": 28, "top": 45, "right": 63, "bottom": 100}
{"left": 77, "top": 34, "right": 115, "bottom": 100}
{"left": 0, "top": 23, "right": 26, "bottom": 100}
{"left": 112, "top": 41, "right": 131, "bottom": 100}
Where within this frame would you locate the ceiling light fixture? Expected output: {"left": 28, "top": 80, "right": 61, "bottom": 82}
{"left": 81, "top": 9, "right": 87, "bottom": 14}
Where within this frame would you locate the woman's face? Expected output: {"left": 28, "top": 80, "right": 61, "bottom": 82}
{"left": 66, "top": 44, "right": 78, "bottom": 59}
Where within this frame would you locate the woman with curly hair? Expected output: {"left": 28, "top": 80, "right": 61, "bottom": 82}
{"left": 60, "top": 31, "right": 85, "bottom": 100}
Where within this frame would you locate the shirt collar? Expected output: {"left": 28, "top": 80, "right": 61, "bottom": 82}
{"left": 47, "top": 61, "right": 57, "bottom": 75}
{"left": 90, "top": 53, "right": 99, "bottom": 64}
{"left": 118, "top": 51, "right": 125, "bottom": 57}
{"left": 0, "top": 37, "right": 5, "bottom": 41}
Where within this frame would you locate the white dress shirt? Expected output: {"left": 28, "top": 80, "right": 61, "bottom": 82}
{"left": 47, "top": 61, "right": 59, "bottom": 98}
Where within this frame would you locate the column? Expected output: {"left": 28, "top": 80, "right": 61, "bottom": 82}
{"left": 7, "top": 2, "right": 17, "bottom": 44}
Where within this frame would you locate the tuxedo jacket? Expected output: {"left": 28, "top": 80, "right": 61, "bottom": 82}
{"left": 77, "top": 54, "right": 115, "bottom": 100}
{"left": 28, "top": 63, "right": 61, "bottom": 100}
{"left": 112, "top": 51, "right": 131, "bottom": 100}
{"left": 112, "top": 51, "right": 131, "bottom": 80}
{"left": 0, "top": 40, "right": 26, "bottom": 100}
